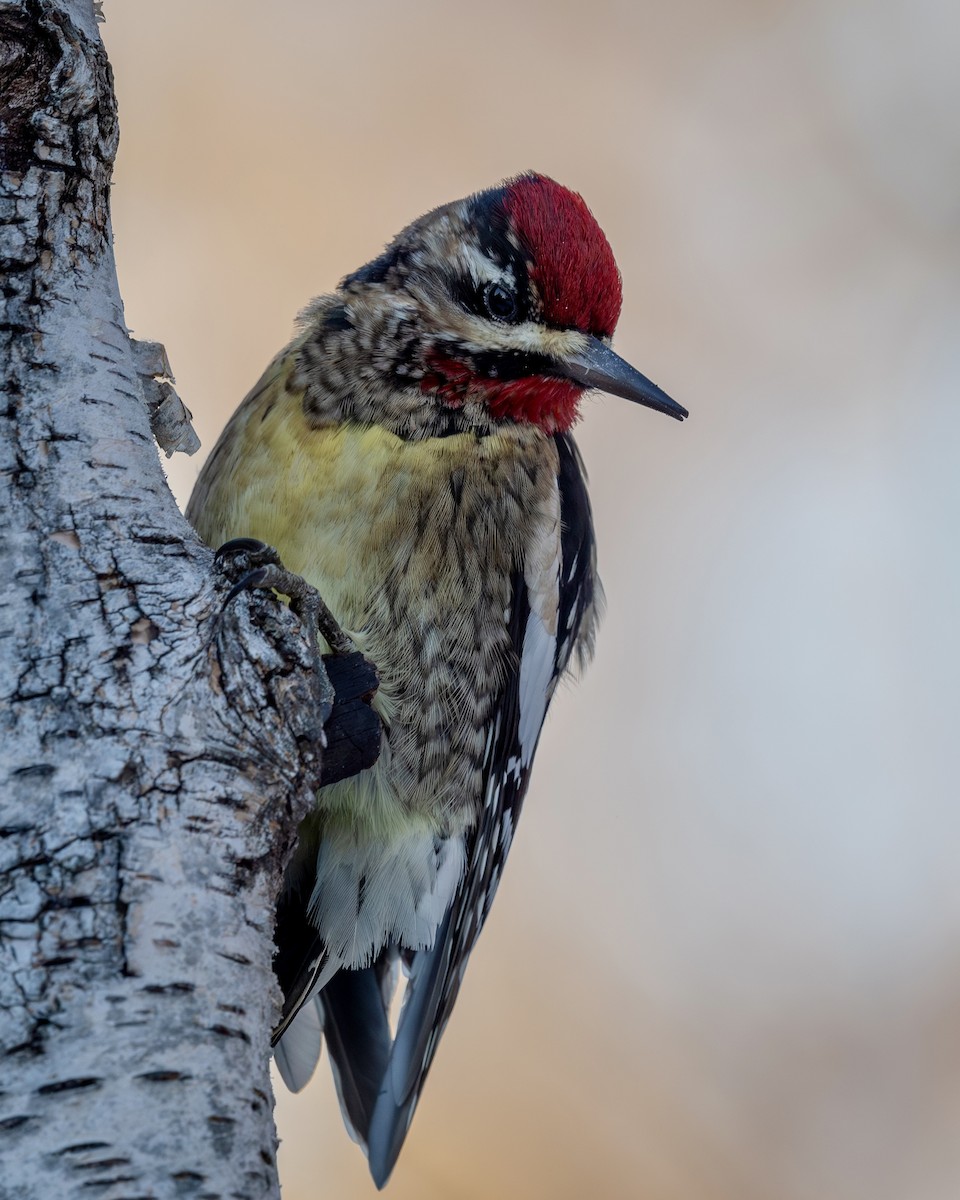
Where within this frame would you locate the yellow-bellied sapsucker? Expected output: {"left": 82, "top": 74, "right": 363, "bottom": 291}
{"left": 187, "top": 173, "right": 686, "bottom": 1186}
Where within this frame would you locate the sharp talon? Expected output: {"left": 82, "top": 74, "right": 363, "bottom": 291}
{"left": 224, "top": 567, "right": 271, "bottom": 606}
{"left": 213, "top": 542, "right": 356, "bottom": 657}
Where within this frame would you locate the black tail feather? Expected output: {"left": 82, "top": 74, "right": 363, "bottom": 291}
{"left": 321, "top": 964, "right": 393, "bottom": 1146}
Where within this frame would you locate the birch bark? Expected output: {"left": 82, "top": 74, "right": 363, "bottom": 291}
{"left": 0, "top": 3, "right": 336, "bottom": 1195}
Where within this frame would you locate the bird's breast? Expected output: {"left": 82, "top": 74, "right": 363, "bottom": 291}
{"left": 194, "top": 379, "right": 561, "bottom": 836}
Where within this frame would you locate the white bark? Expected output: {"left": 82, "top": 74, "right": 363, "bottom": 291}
{"left": 0, "top": 3, "right": 331, "bottom": 1195}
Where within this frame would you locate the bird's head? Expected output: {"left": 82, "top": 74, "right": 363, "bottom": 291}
{"left": 296, "top": 173, "right": 687, "bottom": 438}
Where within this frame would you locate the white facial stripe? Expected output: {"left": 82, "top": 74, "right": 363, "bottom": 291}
{"left": 458, "top": 241, "right": 514, "bottom": 289}
{"left": 446, "top": 319, "right": 589, "bottom": 360}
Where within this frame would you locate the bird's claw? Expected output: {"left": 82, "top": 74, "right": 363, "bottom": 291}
{"left": 215, "top": 538, "right": 355, "bottom": 656}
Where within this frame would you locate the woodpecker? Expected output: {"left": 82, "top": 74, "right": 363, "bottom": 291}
{"left": 187, "top": 173, "right": 686, "bottom": 1186}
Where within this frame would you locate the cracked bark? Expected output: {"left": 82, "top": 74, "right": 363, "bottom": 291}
{"left": 0, "top": 3, "right": 356, "bottom": 1195}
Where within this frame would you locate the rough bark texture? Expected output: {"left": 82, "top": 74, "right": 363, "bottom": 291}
{"left": 0, "top": 3, "right": 335, "bottom": 1195}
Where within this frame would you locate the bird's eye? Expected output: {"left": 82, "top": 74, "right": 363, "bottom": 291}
{"left": 483, "top": 280, "right": 518, "bottom": 323}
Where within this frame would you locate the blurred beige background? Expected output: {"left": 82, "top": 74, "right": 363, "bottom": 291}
{"left": 102, "top": 2, "right": 960, "bottom": 1197}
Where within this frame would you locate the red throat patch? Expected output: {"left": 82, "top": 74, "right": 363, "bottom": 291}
{"left": 481, "top": 376, "right": 583, "bottom": 434}
{"left": 502, "top": 174, "right": 622, "bottom": 338}
{"left": 422, "top": 352, "right": 584, "bottom": 434}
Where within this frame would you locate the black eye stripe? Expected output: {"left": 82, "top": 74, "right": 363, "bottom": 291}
{"left": 470, "top": 349, "right": 557, "bottom": 380}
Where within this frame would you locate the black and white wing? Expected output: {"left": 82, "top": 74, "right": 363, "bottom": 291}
{"left": 365, "top": 432, "right": 600, "bottom": 1186}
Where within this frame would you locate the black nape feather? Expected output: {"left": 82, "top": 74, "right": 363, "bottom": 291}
{"left": 322, "top": 304, "right": 353, "bottom": 333}
{"left": 342, "top": 243, "right": 407, "bottom": 288}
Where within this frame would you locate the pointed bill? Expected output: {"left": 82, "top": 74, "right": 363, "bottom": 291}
{"left": 557, "top": 335, "right": 688, "bottom": 421}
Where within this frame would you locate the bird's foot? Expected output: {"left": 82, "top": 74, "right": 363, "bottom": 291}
{"left": 215, "top": 537, "right": 355, "bottom": 656}
{"left": 214, "top": 538, "right": 380, "bottom": 786}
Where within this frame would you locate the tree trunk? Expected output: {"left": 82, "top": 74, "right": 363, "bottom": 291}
{"left": 0, "top": 3, "right": 339, "bottom": 1194}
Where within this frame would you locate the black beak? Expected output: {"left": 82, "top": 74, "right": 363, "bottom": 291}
{"left": 557, "top": 335, "right": 687, "bottom": 421}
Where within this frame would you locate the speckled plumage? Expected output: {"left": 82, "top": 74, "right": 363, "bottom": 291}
{"left": 187, "top": 173, "right": 684, "bottom": 1187}
{"left": 190, "top": 330, "right": 573, "bottom": 836}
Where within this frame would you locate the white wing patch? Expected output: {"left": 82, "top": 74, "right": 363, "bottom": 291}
{"left": 517, "top": 483, "right": 562, "bottom": 766}
{"left": 517, "top": 610, "right": 557, "bottom": 764}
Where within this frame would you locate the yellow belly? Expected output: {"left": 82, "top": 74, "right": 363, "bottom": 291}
{"left": 188, "top": 361, "right": 558, "bottom": 840}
